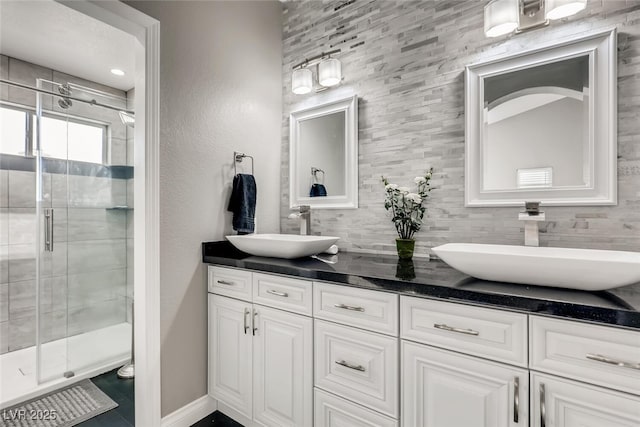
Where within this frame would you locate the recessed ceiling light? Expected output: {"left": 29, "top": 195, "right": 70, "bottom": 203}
{"left": 110, "top": 68, "right": 125, "bottom": 76}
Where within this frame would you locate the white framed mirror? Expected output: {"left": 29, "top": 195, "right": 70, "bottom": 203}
{"left": 465, "top": 29, "right": 617, "bottom": 206}
{"left": 289, "top": 95, "right": 358, "bottom": 209}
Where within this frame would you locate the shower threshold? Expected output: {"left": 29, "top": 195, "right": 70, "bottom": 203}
{"left": 0, "top": 322, "right": 131, "bottom": 409}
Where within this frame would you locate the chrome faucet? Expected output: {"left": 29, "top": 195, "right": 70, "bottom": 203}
{"left": 288, "top": 205, "right": 311, "bottom": 235}
{"left": 518, "top": 201, "right": 545, "bottom": 247}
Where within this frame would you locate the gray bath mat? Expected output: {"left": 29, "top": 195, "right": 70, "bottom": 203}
{"left": 0, "top": 379, "right": 118, "bottom": 427}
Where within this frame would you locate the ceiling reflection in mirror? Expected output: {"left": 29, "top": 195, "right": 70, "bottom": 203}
{"left": 482, "top": 55, "right": 590, "bottom": 192}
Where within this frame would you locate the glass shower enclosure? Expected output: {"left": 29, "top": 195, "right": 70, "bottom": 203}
{"left": 0, "top": 75, "right": 133, "bottom": 406}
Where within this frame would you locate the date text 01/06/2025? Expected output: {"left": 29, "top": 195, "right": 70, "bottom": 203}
{"left": 2, "top": 409, "right": 59, "bottom": 421}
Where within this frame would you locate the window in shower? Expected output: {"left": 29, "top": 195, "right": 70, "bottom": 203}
{"left": 36, "top": 114, "right": 106, "bottom": 164}
{"left": 0, "top": 104, "right": 107, "bottom": 164}
{"left": 0, "top": 106, "right": 30, "bottom": 156}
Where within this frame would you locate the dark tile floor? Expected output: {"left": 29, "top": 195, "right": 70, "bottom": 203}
{"left": 76, "top": 368, "right": 241, "bottom": 427}
{"left": 78, "top": 369, "right": 135, "bottom": 426}
{"left": 192, "top": 411, "right": 244, "bottom": 427}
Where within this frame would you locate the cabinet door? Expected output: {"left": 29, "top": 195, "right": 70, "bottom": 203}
{"left": 402, "top": 341, "right": 528, "bottom": 427}
{"left": 531, "top": 373, "right": 640, "bottom": 427}
{"left": 209, "top": 294, "right": 253, "bottom": 419}
{"left": 253, "top": 304, "right": 313, "bottom": 427}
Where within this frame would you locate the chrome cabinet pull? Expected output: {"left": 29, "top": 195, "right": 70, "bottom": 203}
{"left": 433, "top": 323, "right": 479, "bottom": 336}
{"left": 334, "top": 303, "right": 364, "bottom": 312}
{"left": 252, "top": 309, "right": 258, "bottom": 336}
{"left": 266, "top": 289, "right": 288, "bottom": 298}
{"left": 513, "top": 376, "right": 519, "bottom": 423}
{"left": 540, "top": 383, "right": 546, "bottom": 427}
{"left": 243, "top": 308, "right": 250, "bottom": 334}
{"left": 335, "top": 360, "right": 365, "bottom": 372}
{"left": 216, "top": 280, "right": 235, "bottom": 286}
{"left": 586, "top": 353, "right": 640, "bottom": 370}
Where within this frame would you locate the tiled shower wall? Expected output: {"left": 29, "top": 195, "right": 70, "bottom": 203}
{"left": 280, "top": 1, "right": 640, "bottom": 255}
{"left": 0, "top": 55, "right": 134, "bottom": 354}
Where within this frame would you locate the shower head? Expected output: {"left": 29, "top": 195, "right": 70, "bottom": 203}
{"left": 119, "top": 111, "right": 135, "bottom": 127}
{"left": 58, "top": 83, "right": 71, "bottom": 95}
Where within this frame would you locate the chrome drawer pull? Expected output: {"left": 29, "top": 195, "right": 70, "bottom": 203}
{"left": 434, "top": 323, "right": 480, "bottom": 336}
{"left": 586, "top": 353, "right": 640, "bottom": 370}
{"left": 334, "top": 303, "right": 364, "bottom": 312}
{"left": 266, "top": 289, "right": 288, "bottom": 298}
{"left": 216, "top": 280, "right": 235, "bottom": 286}
{"left": 513, "top": 376, "right": 519, "bottom": 423}
{"left": 335, "top": 360, "right": 365, "bottom": 372}
{"left": 540, "top": 383, "right": 546, "bottom": 427}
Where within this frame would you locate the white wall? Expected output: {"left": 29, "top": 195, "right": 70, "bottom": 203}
{"left": 485, "top": 97, "right": 586, "bottom": 190}
{"left": 126, "top": 0, "right": 282, "bottom": 416}
{"left": 297, "top": 112, "right": 346, "bottom": 198}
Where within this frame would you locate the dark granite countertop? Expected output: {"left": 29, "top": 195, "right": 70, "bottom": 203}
{"left": 202, "top": 241, "right": 640, "bottom": 330}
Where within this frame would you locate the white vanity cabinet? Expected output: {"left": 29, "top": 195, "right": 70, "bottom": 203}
{"left": 207, "top": 263, "right": 640, "bottom": 427}
{"left": 529, "top": 316, "right": 640, "bottom": 427}
{"left": 401, "top": 295, "right": 640, "bottom": 427}
{"left": 313, "top": 282, "right": 400, "bottom": 425}
{"left": 209, "top": 293, "right": 253, "bottom": 417}
{"left": 401, "top": 296, "right": 529, "bottom": 427}
{"left": 208, "top": 267, "right": 313, "bottom": 427}
{"left": 530, "top": 373, "right": 640, "bottom": 427}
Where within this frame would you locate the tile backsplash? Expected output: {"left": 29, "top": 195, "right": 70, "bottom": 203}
{"left": 280, "top": 0, "right": 640, "bottom": 256}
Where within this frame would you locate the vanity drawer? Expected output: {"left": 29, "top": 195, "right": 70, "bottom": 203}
{"left": 530, "top": 316, "right": 640, "bottom": 395}
{"left": 208, "top": 266, "right": 252, "bottom": 301}
{"left": 314, "top": 388, "right": 398, "bottom": 427}
{"left": 315, "top": 320, "right": 399, "bottom": 418}
{"left": 252, "top": 273, "right": 312, "bottom": 316}
{"left": 313, "top": 282, "right": 398, "bottom": 336}
{"left": 400, "top": 296, "right": 528, "bottom": 367}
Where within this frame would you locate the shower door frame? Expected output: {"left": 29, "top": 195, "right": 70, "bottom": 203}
{"left": 56, "top": 1, "right": 162, "bottom": 425}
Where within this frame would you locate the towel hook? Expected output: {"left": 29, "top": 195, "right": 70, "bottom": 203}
{"left": 234, "top": 151, "right": 254, "bottom": 175}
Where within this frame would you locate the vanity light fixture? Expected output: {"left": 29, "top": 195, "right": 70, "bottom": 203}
{"left": 484, "top": 0, "right": 588, "bottom": 38}
{"left": 291, "top": 49, "right": 342, "bottom": 94}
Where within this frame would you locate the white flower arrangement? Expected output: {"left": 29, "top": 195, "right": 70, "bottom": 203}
{"left": 381, "top": 169, "right": 433, "bottom": 240}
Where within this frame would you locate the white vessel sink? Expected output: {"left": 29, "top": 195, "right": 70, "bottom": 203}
{"left": 432, "top": 243, "right": 640, "bottom": 291}
{"left": 226, "top": 234, "right": 339, "bottom": 259}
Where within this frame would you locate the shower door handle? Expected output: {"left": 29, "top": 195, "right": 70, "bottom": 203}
{"left": 44, "top": 208, "right": 54, "bottom": 252}
{"left": 49, "top": 209, "right": 54, "bottom": 251}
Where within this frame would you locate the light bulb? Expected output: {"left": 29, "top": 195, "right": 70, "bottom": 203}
{"left": 546, "top": 0, "right": 587, "bottom": 20}
{"left": 292, "top": 68, "right": 312, "bottom": 94}
{"left": 484, "top": 0, "right": 518, "bottom": 38}
{"left": 318, "top": 58, "right": 342, "bottom": 87}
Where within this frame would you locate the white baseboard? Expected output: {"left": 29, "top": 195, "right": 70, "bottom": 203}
{"left": 161, "top": 395, "right": 217, "bottom": 427}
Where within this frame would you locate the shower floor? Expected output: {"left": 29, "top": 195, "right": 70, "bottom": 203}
{"left": 0, "top": 322, "right": 131, "bottom": 409}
